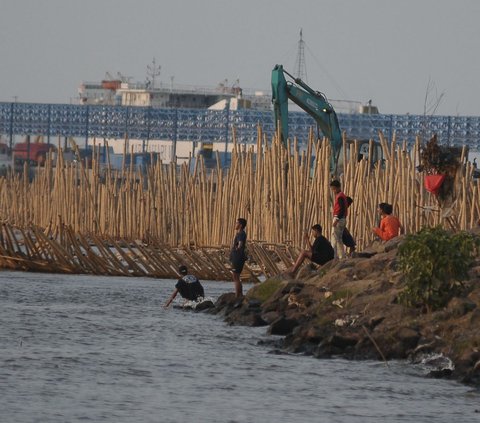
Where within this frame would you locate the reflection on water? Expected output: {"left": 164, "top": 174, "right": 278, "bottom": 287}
{"left": 0, "top": 271, "right": 478, "bottom": 423}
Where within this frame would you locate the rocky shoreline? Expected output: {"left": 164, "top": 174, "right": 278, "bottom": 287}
{"left": 208, "top": 234, "right": 480, "bottom": 387}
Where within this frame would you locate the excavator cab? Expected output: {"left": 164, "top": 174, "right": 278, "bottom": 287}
{"left": 337, "top": 139, "right": 383, "bottom": 170}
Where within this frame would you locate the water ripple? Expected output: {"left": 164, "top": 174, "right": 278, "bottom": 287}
{"left": 0, "top": 271, "right": 478, "bottom": 423}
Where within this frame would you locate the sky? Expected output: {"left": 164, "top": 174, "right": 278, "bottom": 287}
{"left": 0, "top": 0, "right": 479, "bottom": 116}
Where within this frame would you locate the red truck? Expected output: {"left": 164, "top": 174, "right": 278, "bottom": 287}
{"left": 13, "top": 141, "right": 56, "bottom": 165}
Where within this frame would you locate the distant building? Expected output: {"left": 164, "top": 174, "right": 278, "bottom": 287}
{"left": 78, "top": 77, "right": 272, "bottom": 111}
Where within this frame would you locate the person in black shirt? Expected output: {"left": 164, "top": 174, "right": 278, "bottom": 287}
{"left": 230, "top": 217, "right": 247, "bottom": 298}
{"left": 287, "top": 224, "right": 334, "bottom": 275}
{"left": 164, "top": 265, "right": 205, "bottom": 308}
{"left": 342, "top": 196, "right": 356, "bottom": 255}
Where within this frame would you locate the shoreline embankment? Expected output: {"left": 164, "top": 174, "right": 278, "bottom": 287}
{"left": 210, "top": 232, "right": 480, "bottom": 387}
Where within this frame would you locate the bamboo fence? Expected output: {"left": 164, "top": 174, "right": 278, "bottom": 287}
{"left": 0, "top": 221, "right": 297, "bottom": 280}
{"left": 0, "top": 130, "right": 478, "bottom": 258}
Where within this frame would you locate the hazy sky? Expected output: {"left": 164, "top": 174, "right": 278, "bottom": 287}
{"left": 1, "top": 0, "right": 479, "bottom": 116}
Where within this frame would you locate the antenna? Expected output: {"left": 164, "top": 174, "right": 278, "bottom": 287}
{"left": 117, "top": 72, "right": 132, "bottom": 83}
{"left": 294, "top": 29, "right": 307, "bottom": 82}
{"left": 146, "top": 58, "right": 161, "bottom": 89}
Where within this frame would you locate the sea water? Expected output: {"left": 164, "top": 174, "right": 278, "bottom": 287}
{"left": 0, "top": 271, "right": 478, "bottom": 423}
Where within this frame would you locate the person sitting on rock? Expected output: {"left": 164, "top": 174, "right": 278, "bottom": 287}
{"left": 287, "top": 224, "right": 334, "bottom": 275}
{"left": 164, "top": 265, "right": 205, "bottom": 308}
{"left": 372, "top": 202, "right": 403, "bottom": 242}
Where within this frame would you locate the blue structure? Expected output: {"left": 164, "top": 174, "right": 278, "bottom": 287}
{"left": 1, "top": 102, "right": 479, "bottom": 151}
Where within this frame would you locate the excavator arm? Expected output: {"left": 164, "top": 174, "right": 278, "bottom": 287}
{"left": 271, "top": 64, "right": 342, "bottom": 162}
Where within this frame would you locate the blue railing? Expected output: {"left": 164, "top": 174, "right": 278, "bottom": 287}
{"left": 1, "top": 102, "right": 479, "bottom": 150}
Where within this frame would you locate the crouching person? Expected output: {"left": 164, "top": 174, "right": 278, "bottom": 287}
{"left": 287, "top": 224, "right": 334, "bottom": 276}
{"left": 164, "top": 265, "right": 205, "bottom": 308}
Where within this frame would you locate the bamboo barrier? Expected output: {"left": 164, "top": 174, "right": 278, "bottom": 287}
{"left": 0, "top": 131, "right": 478, "bottom": 269}
{"left": 0, "top": 222, "right": 265, "bottom": 280}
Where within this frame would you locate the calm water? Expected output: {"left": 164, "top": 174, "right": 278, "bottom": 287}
{"left": 0, "top": 271, "right": 478, "bottom": 423}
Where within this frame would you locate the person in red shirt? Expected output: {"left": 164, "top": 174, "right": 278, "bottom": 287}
{"left": 330, "top": 180, "right": 348, "bottom": 259}
{"left": 372, "top": 203, "right": 403, "bottom": 241}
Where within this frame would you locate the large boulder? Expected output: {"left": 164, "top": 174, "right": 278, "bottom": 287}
{"left": 268, "top": 316, "right": 299, "bottom": 336}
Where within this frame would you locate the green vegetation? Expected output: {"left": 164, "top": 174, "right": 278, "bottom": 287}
{"left": 246, "top": 277, "right": 285, "bottom": 303}
{"left": 398, "top": 227, "right": 479, "bottom": 311}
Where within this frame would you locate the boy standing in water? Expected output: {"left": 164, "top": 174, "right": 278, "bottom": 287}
{"left": 329, "top": 180, "right": 348, "bottom": 259}
{"left": 230, "top": 218, "right": 247, "bottom": 298}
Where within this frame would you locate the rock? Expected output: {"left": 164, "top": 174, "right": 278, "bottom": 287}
{"left": 283, "top": 331, "right": 318, "bottom": 355}
{"left": 195, "top": 299, "right": 215, "bottom": 311}
{"left": 368, "top": 315, "right": 385, "bottom": 329}
{"left": 447, "top": 297, "right": 477, "bottom": 317}
{"left": 296, "top": 265, "right": 318, "bottom": 280}
{"left": 353, "top": 337, "right": 380, "bottom": 360}
{"left": 303, "top": 326, "right": 324, "bottom": 343}
{"left": 283, "top": 281, "right": 305, "bottom": 294}
{"left": 212, "top": 292, "right": 238, "bottom": 315}
{"left": 225, "top": 308, "right": 267, "bottom": 327}
{"left": 351, "top": 251, "right": 377, "bottom": 259}
{"left": 467, "top": 288, "right": 480, "bottom": 305}
{"left": 262, "top": 293, "right": 290, "bottom": 313}
{"left": 246, "top": 277, "right": 287, "bottom": 303}
{"left": 233, "top": 296, "right": 245, "bottom": 309}
{"left": 352, "top": 256, "right": 387, "bottom": 280}
{"left": 261, "top": 310, "right": 280, "bottom": 324}
{"left": 378, "top": 327, "right": 420, "bottom": 358}
{"left": 247, "top": 299, "right": 262, "bottom": 309}
{"left": 268, "top": 316, "right": 299, "bottom": 336}
{"left": 428, "top": 368, "right": 453, "bottom": 379}
{"left": 328, "top": 333, "right": 358, "bottom": 349}
{"left": 384, "top": 236, "right": 404, "bottom": 252}
{"left": 396, "top": 327, "right": 421, "bottom": 350}
{"left": 469, "top": 308, "right": 480, "bottom": 324}
{"left": 330, "top": 259, "right": 358, "bottom": 272}
{"left": 314, "top": 333, "right": 358, "bottom": 357}
{"left": 215, "top": 292, "right": 237, "bottom": 309}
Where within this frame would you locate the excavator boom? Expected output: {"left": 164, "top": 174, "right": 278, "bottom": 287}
{"left": 271, "top": 64, "right": 342, "bottom": 162}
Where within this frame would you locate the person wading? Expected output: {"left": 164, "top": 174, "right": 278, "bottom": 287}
{"left": 164, "top": 265, "right": 205, "bottom": 308}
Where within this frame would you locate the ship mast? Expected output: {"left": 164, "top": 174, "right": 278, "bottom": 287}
{"left": 146, "top": 58, "right": 161, "bottom": 89}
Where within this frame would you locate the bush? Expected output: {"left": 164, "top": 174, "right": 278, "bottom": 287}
{"left": 398, "top": 227, "right": 479, "bottom": 311}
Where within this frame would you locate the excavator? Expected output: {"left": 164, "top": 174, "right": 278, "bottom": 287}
{"left": 271, "top": 64, "right": 380, "bottom": 170}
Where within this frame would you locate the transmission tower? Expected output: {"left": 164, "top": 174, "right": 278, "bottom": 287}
{"left": 294, "top": 29, "right": 307, "bottom": 82}
{"left": 146, "top": 58, "right": 161, "bottom": 89}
